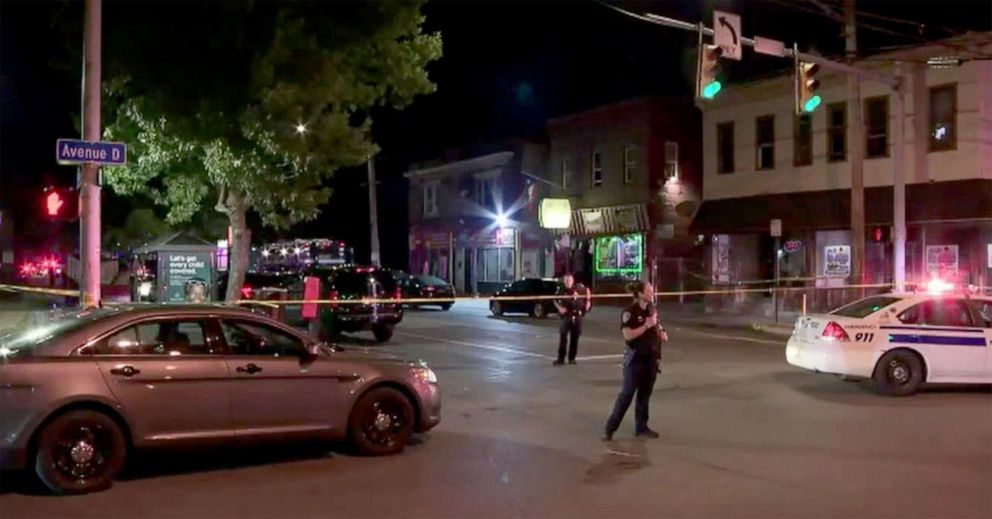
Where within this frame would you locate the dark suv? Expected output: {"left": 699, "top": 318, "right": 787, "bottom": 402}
{"left": 308, "top": 265, "right": 403, "bottom": 342}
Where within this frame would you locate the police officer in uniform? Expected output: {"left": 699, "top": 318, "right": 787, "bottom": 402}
{"left": 602, "top": 281, "right": 664, "bottom": 440}
{"left": 553, "top": 273, "right": 589, "bottom": 365}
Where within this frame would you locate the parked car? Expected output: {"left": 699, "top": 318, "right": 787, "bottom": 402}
{"left": 217, "top": 270, "right": 305, "bottom": 323}
{"left": 0, "top": 305, "right": 440, "bottom": 494}
{"left": 398, "top": 274, "right": 455, "bottom": 311}
{"left": 307, "top": 265, "right": 403, "bottom": 342}
{"left": 489, "top": 278, "right": 564, "bottom": 318}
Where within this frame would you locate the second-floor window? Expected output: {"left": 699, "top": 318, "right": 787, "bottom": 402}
{"left": 623, "top": 146, "right": 636, "bottom": 184}
{"left": 929, "top": 83, "right": 956, "bottom": 151}
{"left": 664, "top": 142, "right": 678, "bottom": 180}
{"left": 756, "top": 115, "right": 775, "bottom": 170}
{"left": 794, "top": 114, "right": 812, "bottom": 167}
{"left": 717, "top": 122, "right": 735, "bottom": 174}
{"left": 865, "top": 95, "right": 889, "bottom": 158}
{"left": 422, "top": 182, "right": 438, "bottom": 217}
{"left": 827, "top": 102, "right": 846, "bottom": 162}
{"left": 561, "top": 156, "right": 571, "bottom": 190}
{"left": 475, "top": 178, "right": 495, "bottom": 208}
{"left": 591, "top": 151, "right": 603, "bottom": 187}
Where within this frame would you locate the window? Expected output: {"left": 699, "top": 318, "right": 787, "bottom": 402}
{"left": 968, "top": 300, "right": 992, "bottom": 328}
{"left": 664, "top": 142, "right": 678, "bottom": 180}
{"left": 929, "top": 83, "right": 956, "bottom": 151}
{"left": 422, "top": 182, "right": 438, "bottom": 217}
{"left": 865, "top": 96, "right": 889, "bottom": 158}
{"left": 221, "top": 320, "right": 307, "bottom": 357}
{"left": 591, "top": 151, "right": 603, "bottom": 186}
{"left": 898, "top": 299, "right": 974, "bottom": 328}
{"left": 561, "top": 156, "right": 571, "bottom": 190}
{"left": 89, "top": 320, "right": 215, "bottom": 356}
{"left": 793, "top": 114, "right": 813, "bottom": 166}
{"left": 756, "top": 115, "right": 775, "bottom": 170}
{"left": 476, "top": 248, "right": 515, "bottom": 283}
{"left": 831, "top": 296, "right": 901, "bottom": 318}
{"left": 475, "top": 177, "right": 495, "bottom": 208}
{"left": 717, "top": 122, "right": 735, "bottom": 174}
{"left": 827, "top": 102, "right": 847, "bottom": 162}
{"left": 623, "top": 146, "right": 636, "bottom": 184}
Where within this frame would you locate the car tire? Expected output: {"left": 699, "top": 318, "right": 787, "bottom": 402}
{"left": 532, "top": 303, "right": 547, "bottom": 319}
{"left": 34, "top": 410, "right": 127, "bottom": 495}
{"left": 440, "top": 303, "right": 452, "bottom": 311}
{"left": 491, "top": 301, "right": 503, "bottom": 316}
{"left": 872, "top": 350, "right": 924, "bottom": 397}
{"left": 372, "top": 325, "right": 394, "bottom": 343}
{"left": 348, "top": 387, "right": 415, "bottom": 456}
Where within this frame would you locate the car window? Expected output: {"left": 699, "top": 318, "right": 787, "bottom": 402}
{"left": 898, "top": 299, "right": 974, "bottom": 328}
{"left": 831, "top": 296, "right": 901, "bottom": 318}
{"left": 89, "top": 320, "right": 215, "bottom": 356}
{"left": 417, "top": 276, "right": 447, "bottom": 286}
{"left": 221, "top": 320, "right": 306, "bottom": 358}
{"left": 967, "top": 300, "right": 992, "bottom": 328}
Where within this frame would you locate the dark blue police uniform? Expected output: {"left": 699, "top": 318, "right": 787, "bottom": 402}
{"left": 604, "top": 301, "right": 662, "bottom": 436}
{"left": 556, "top": 287, "right": 586, "bottom": 364}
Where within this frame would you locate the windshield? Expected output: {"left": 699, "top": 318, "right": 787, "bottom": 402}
{"left": 1, "top": 309, "right": 111, "bottom": 357}
{"left": 831, "top": 296, "right": 902, "bottom": 318}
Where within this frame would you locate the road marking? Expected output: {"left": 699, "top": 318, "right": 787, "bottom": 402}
{"left": 396, "top": 331, "right": 555, "bottom": 359}
{"left": 676, "top": 328, "right": 783, "bottom": 345}
{"left": 574, "top": 354, "right": 625, "bottom": 361}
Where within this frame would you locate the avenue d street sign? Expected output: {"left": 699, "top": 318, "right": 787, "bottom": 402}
{"left": 56, "top": 138, "right": 127, "bottom": 166}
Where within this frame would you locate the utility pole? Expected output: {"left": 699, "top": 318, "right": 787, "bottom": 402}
{"left": 892, "top": 65, "right": 907, "bottom": 292}
{"left": 367, "top": 155, "right": 381, "bottom": 267}
{"left": 845, "top": 0, "right": 866, "bottom": 291}
{"left": 79, "top": 0, "right": 102, "bottom": 307}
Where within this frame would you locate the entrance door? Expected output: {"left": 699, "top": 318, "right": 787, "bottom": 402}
{"left": 455, "top": 247, "right": 466, "bottom": 294}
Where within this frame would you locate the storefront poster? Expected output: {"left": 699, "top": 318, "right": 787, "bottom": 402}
{"left": 824, "top": 245, "right": 851, "bottom": 277}
{"left": 164, "top": 253, "right": 212, "bottom": 303}
{"left": 712, "top": 235, "right": 730, "bottom": 283}
{"left": 926, "top": 245, "right": 959, "bottom": 276}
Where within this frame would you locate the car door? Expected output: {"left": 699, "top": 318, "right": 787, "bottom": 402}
{"left": 220, "top": 318, "right": 347, "bottom": 438}
{"left": 895, "top": 299, "right": 987, "bottom": 378}
{"left": 965, "top": 299, "right": 992, "bottom": 376}
{"left": 87, "top": 317, "right": 232, "bottom": 444}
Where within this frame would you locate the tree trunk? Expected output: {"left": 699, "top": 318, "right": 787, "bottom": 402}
{"left": 223, "top": 193, "right": 251, "bottom": 303}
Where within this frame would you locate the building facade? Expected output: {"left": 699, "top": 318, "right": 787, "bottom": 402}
{"left": 691, "top": 35, "right": 992, "bottom": 311}
{"left": 405, "top": 143, "right": 551, "bottom": 295}
{"left": 544, "top": 97, "right": 702, "bottom": 292}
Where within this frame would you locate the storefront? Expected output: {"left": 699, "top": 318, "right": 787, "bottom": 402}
{"left": 555, "top": 203, "right": 651, "bottom": 291}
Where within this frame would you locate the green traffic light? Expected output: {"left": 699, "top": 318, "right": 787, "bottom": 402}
{"left": 803, "top": 95, "right": 822, "bottom": 113}
{"left": 702, "top": 81, "right": 722, "bottom": 99}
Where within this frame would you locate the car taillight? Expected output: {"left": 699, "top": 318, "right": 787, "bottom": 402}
{"left": 240, "top": 285, "right": 253, "bottom": 299}
{"left": 328, "top": 290, "right": 339, "bottom": 308}
{"left": 821, "top": 321, "right": 850, "bottom": 342}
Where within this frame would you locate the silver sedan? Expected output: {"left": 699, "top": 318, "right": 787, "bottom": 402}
{"left": 0, "top": 305, "right": 441, "bottom": 494}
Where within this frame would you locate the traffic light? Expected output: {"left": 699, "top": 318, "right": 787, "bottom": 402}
{"left": 696, "top": 44, "right": 724, "bottom": 100}
{"left": 42, "top": 186, "right": 78, "bottom": 221}
{"left": 795, "top": 58, "right": 821, "bottom": 114}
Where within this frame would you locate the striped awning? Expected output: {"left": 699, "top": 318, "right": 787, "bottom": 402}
{"left": 555, "top": 203, "right": 650, "bottom": 236}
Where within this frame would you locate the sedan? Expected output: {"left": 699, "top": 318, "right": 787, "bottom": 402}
{"left": 399, "top": 274, "right": 456, "bottom": 311}
{"left": 490, "top": 278, "right": 564, "bottom": 318}
{"left": 0, "top": 305, "right": 441, "bottom": 494}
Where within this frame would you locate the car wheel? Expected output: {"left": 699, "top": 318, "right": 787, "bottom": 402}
{"left": 372, "top": 325, "right": 394, "bottom": 343}
{"left": 440, "top": 303, "right": 452, "bottom": 311}
{"left": 532, "top": 303, "right": 547, "bottom": 319}
{"left": 348, "top": 387, "right": 415, "bottom": 456}
{"left": 491, "top": 301, "right": 503, "bottom": 316}
{"left": 34, "top": 410, "right": 127, "bottom": 495}
{"left": 873, "top": 350, "right": 924, "bottom": 397}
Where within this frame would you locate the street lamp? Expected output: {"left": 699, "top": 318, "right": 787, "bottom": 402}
{"left": 495, "top": 212, "right": 508, "bottom": 229}
{"left": 295, "top": 123, "right": 307, "bottom": 135}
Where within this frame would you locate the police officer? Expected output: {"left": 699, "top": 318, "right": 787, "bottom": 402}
{"left": 602, "top": 281, "right": 664, "bottom": 441}
{"left": 553, "top": 273, "right": 589, "bottom": 365}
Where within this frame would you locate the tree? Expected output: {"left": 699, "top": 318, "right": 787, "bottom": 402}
{"left": 104, "top": 208, "right": 170, "bottom": 250}
{"left": 102, "top": 1, "right": 441, "bottom": 301}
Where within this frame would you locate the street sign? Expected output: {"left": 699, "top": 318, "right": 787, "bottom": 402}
{"left": 56, "top": 138, "right": 127, "bottom": 166}
{"left": 754, "top": 36, "right": 785, "bottom": 57}
{"left": 770, "top": 219, "right": 782, "bottom": 237}
{"left": 713, "top": 11, "right": 742, "bottom": 61}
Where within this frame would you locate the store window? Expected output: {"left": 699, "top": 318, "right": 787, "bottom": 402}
{"left": 476, "top": 248, "right": 515, "bottom": 283}
{"left": 594, "top": 234, "right": 643, "bottom": 279}
{"left": 929, "top": 83, "right": 956, "bottom": 151}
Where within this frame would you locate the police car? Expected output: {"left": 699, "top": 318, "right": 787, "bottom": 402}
{"left": 786, "top": 284, "right": 992, "bottom": 396}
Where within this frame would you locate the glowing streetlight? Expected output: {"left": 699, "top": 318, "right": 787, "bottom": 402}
{"left": 495, "top": 212, "right": 508, "bottom": 228}
{"left": 295, "top": 123, "right": 308, "bottom": 135}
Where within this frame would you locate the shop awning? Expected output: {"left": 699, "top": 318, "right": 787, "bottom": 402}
{"left": 559, "top": 203, "right": 651, "bottom": 236}
{"left": 690, "top": 179, "right": 992, "bottom": 235}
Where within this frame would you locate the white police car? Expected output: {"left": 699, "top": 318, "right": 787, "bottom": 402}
{"left": 786, "top": 287, "right": 992, "bottom": 396}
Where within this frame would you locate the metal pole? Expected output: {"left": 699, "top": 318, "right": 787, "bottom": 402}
{"left": 774, "top": 237, "right": 781, "bottom": 324}
{"left": 367, "top": 156, "right": 381, "bottom": 267}
{"left": 846, "top": 0, "right": 866, "bottom": 296}
{"left": 893, "top": 67, "right": 907, "bottom": 292}
{"left": 79, "top": 0, "right": 102, "bottom": 308}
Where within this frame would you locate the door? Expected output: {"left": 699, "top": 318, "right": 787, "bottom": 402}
{"left": 89, "top": 318, "right": 231, "bottom": 443}
{"left": 966, "top": 299, "right": 992, "bottom": 375}
{"left": 894, "top": 299, "right": 987, "bottom": 378}
{"left": 220, "top": 318, "right": 345, "bottom": 437}
{"left": 455, "top": 248, "right": 466, "bottom": 294}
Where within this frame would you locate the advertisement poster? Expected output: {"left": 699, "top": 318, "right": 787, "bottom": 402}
{"left": 164, "top": 253, "right": 212, "bottom": 303}
{"left": 824, "top": 245, "right": 851, "bottom": 277}
{"left": 712, "top": 235, "right": 730, "bottom": 283}
{"left": 926, "top": 245, "right": 959, "bottom": 277}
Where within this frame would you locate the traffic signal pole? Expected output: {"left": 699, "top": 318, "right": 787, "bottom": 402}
{"left": 80, "top": 0, "right": 102, "bottom": 307}
{"left": 604, "top": 3, "right": 908, "bottom": 292}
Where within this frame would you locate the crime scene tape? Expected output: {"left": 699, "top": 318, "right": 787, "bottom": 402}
{"left": 0, "top": 284, "right": 81, "bottom": 297}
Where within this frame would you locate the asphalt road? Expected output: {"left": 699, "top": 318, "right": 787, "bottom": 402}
{"left": 2, "top": 300, "right": 990, "bottom": 518}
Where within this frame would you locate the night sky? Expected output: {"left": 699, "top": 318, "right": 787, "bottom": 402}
{"left": 3, "top": 0, "right": 989, "bottom": 268}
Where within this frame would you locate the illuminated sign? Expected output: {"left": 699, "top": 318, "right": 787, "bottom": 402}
{"left": 594, "top": 234, "right": 643, "bottom": 276}
{"left": 539, "top": 198, "right": 571, "bottom": 229}
{"left": 46, "top": 192, "right": 64, "bottom": 216}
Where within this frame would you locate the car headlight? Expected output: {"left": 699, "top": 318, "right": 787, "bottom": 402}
{"left": 412, "top": 366, "right": 437, "bottom": 384}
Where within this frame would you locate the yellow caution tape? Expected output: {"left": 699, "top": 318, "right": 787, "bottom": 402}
{"left": 0, "top": 284, "right": 80, "bottom": 297}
